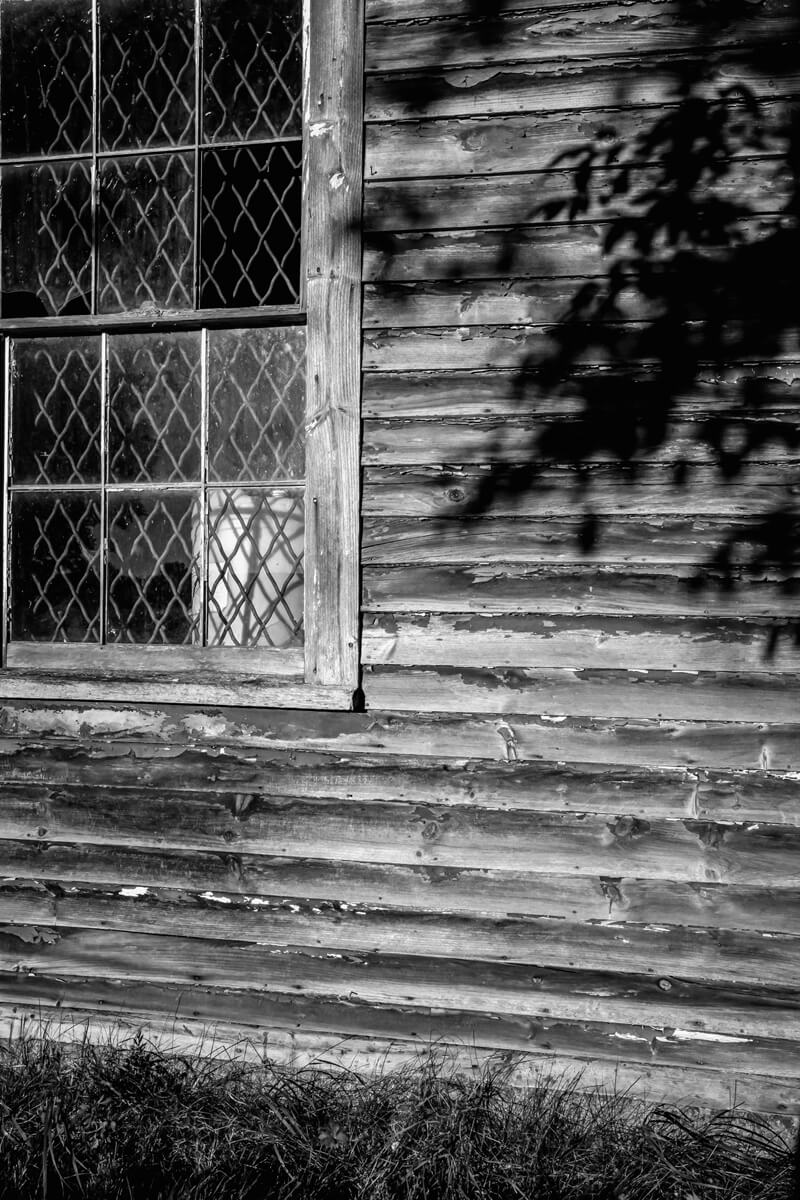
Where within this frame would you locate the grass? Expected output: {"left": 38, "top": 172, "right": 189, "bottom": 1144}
{"left": 0, "top": 1030, "right": 795, "bottom": 1200}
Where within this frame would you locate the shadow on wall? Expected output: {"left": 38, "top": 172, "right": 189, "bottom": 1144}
{"left": 366, "top": 0, "right": 800, "bottom": 652}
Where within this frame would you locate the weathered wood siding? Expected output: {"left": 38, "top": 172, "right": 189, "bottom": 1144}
{"left": 1, "top": 0, "right": 799, "bottom": 1114}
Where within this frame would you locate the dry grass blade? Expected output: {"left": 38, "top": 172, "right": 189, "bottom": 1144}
{"left": 0, "top": 1032, "right": 795, "bottom": 1200}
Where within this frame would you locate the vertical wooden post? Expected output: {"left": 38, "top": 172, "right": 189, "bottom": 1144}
{"left": 302, "top": 0, "right": 364, "bottom": 694}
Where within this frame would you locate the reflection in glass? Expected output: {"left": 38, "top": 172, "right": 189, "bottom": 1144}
{"left": 200, "top": 142, "right": 301, "bottom": 309}
{"left": 108, "top": 332, "right": 201, "bottom": 483}
{"left": 0, "top": 0, "right": 92, "bottom": 157}
{"left": 202, "top": 0, "right": 302, "bottom": 143}
{"left": 208, "top": 326, "right": 305, "bottom": 483}
{"left": 106, "top": 491, "right": 200, "bottom": 644}
{"left": 10, "top": 337, "right": 102, "bottom": 485}
{"left": 207, "top": 488, "right": 303, "bottom": 648}
{"left": 99, "top": 0, "right": 195, "bottom": 151}
{"left": 98, "top": 153, "right": 194, "bottom": 312}
{"left": 1, "top": 159, "right": 92, "bottom": 318}
{"left": 10, "top": 491, "right": 101, "bottom": 641}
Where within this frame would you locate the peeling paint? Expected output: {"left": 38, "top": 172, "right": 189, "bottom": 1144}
{"left": 181, "top": 714, "right": 231, "bottom": 739}
{"left": 495, "top": 721, "right": 519, "bottom": 762}
{"left": 198, "top": 891, "right": 232, "bottom": 904}
{"left": 119, "top": 886, "right": 149, "bottom": 898}
{"left": 670, "top": 1030, "right": 751, "bottom": 1044}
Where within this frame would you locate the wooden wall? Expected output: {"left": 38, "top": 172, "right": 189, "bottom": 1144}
{"left": 1, "top": 0, "right": 799, "bottom": 1115}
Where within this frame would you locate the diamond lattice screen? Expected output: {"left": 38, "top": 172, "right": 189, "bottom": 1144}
{"left": 7, "top": 329, "right": 305, "bottom": 648}
{"left": 0, "top": 0, "right": 302, "bottom": 318}
{"left": 1, "top": 0, "right": 306, "bottom": 655}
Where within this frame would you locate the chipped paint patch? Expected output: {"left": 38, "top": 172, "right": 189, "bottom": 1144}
{"left": 670, "top": 1030, "right": 750, "bottom": 1044}
{"left": 182, "top": 714, "right": 231, "bottom": 739}
{"left": 199, "top": 891, "right": 232, "bottom": 904}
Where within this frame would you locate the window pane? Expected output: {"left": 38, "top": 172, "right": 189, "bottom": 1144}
{"left": 108, "top": 332, "right": 201, "bottom": 483}
{"left": 208, "top": 326, "right": 305, "bottom": 483}
{"left": 99, "top": 0, "right": 195, "bottom": 151}
{"left": 0, "top": 0, "right": 92, "bottom": 157}
{"left": 10, "top": 337, "right": 101, "bottom": 485}
{"left": 9, "top": 492, "right": 101, "bottom": 642}
{"left": 2, "top": 160, "right": 92, "bottom": 319}
{"left": 202, "top": 0, "right": 302, "bottom": 143}
{"left": 98, "top": 153, "right": 194, "bottom": 313}
{"left": 106, "top": 491, "right": 200, "bottom": 644}
{"left": 207, "top": 488, "right": 303, "bottom": 648}
{"left": 200, "top": 143, "right": 301, "bottom": 309}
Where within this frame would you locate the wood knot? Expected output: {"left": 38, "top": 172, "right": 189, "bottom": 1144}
{"left": 607, "top": 816, "right": 650, "bottom": 841}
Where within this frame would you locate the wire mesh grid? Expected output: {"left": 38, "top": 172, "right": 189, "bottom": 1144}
{"left": 207, "top": 489, "right": 304, "bottom": 648}
{"left": 10, "top": 492, "right": 102, "bottom": 642}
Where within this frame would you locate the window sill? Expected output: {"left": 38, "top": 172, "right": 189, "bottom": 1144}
{"left": 0, "top": 646, "right": 355, "bottom": 710}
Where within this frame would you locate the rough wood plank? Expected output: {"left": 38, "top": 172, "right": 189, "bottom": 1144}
{"left": 362, "top": 221, "right": 770, "bottom": 284}
{"left": 362, "top": 563, "right": 800, "bottom": 619}
{"left": 366, "top": 58, "right": 800, "bottom": 123}
{"left": 2, "top": 1001, "right": 796, "bottom": 1115}
{"left": 361, "top": 365, "right": 800, "bottom": 418}
{"left": 362, "top": 416, "right": 800, "bottom": 466}
{"left": 1, "top": 701, "right": 799, "bottom": 768}
{"left": 4, "top": 927, "right": 800, "bottom": 1037}
{"left": 366, "top": 0, "right": 624, "bottom": 17}
{"left": 302, "top": 0, "right": 364, "bottom": 689}
{"left": 3, "top": 841, "right": 800, "bottom": 931}
{"left": 363, "top": 158, "right": 790, "bottom": 232}
{"left": 363, "top": 464, "right": 800, "bottom": 517}
{"left": 0, "top": 675, "right": 351, "bottom": 709}
{"left": 364, "top": 666, "right": 800, "bottom": 723}
{"left": 362, "top": 514, "right": 792, "bottom": 566}
{"left": 363, "top": 278, "right": 661, "bottom": 328}
{"left": 3, "top": 953, "right": 800, "bottom": 1080}
{"left": 3, "top": 883, "right": 800, "bottom": 985}
{"left": 363, "top": 326, "right": 800, "bottom": 370}
{"left": 1, "top": 798, "right": 799, "bottom": 882}
{"left": 362, "top": 219, "right": 789, "bottom": 282}
{"left": 362, "top": 613, "right": 800, "bottom": 673}
{"left": 364, "top": 103, "right": 790, "bottom": 180}
{"left": 1, "top": 746, "right": 797, "bottom": 822}
{"left": 365, "top": 2, "right": 796, "bottom": 74}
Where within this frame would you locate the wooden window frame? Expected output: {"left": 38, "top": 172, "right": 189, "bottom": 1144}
{"left": 0, "top": 0, "right": 363, "bottom": 711}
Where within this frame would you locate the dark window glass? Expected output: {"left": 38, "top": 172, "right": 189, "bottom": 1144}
{"left": 99, "top": 0, "right": 195, "bottom": 151}
{"left": 108, "top": 331, "right": 201, "bottom": 483}
{"left": 106, "top": 491, "right": 200, "bottom": 644}
{"left": 10, "top": 491, "right": 101, "bottom": 641}
{"left": 10, "top": 336, "right": 102, "bottom": 485}
{"left": 203, "top": 0, "right": 302, "bottom": 143}
{"left": 200, "top": 143, "right": 301, "bottom": 309}
{"left": 0, "top": 0, "right": 92, "bottom": 157}
{"left": 208, "top": 326, "right": 305, "bottom": 483}
{"left": 1, "top": 159, "right": 92, "bottom": 318}
{"left": 98, "top": 153, "right": 194, "bottom": 312}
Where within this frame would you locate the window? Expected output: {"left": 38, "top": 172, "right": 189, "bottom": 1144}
{"left": 0, "top": 0, "right": 363, "bottom": 708}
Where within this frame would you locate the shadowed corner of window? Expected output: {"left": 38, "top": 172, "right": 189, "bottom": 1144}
{"left": 1, "top": 288, "right": 92, "bottom": 318}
